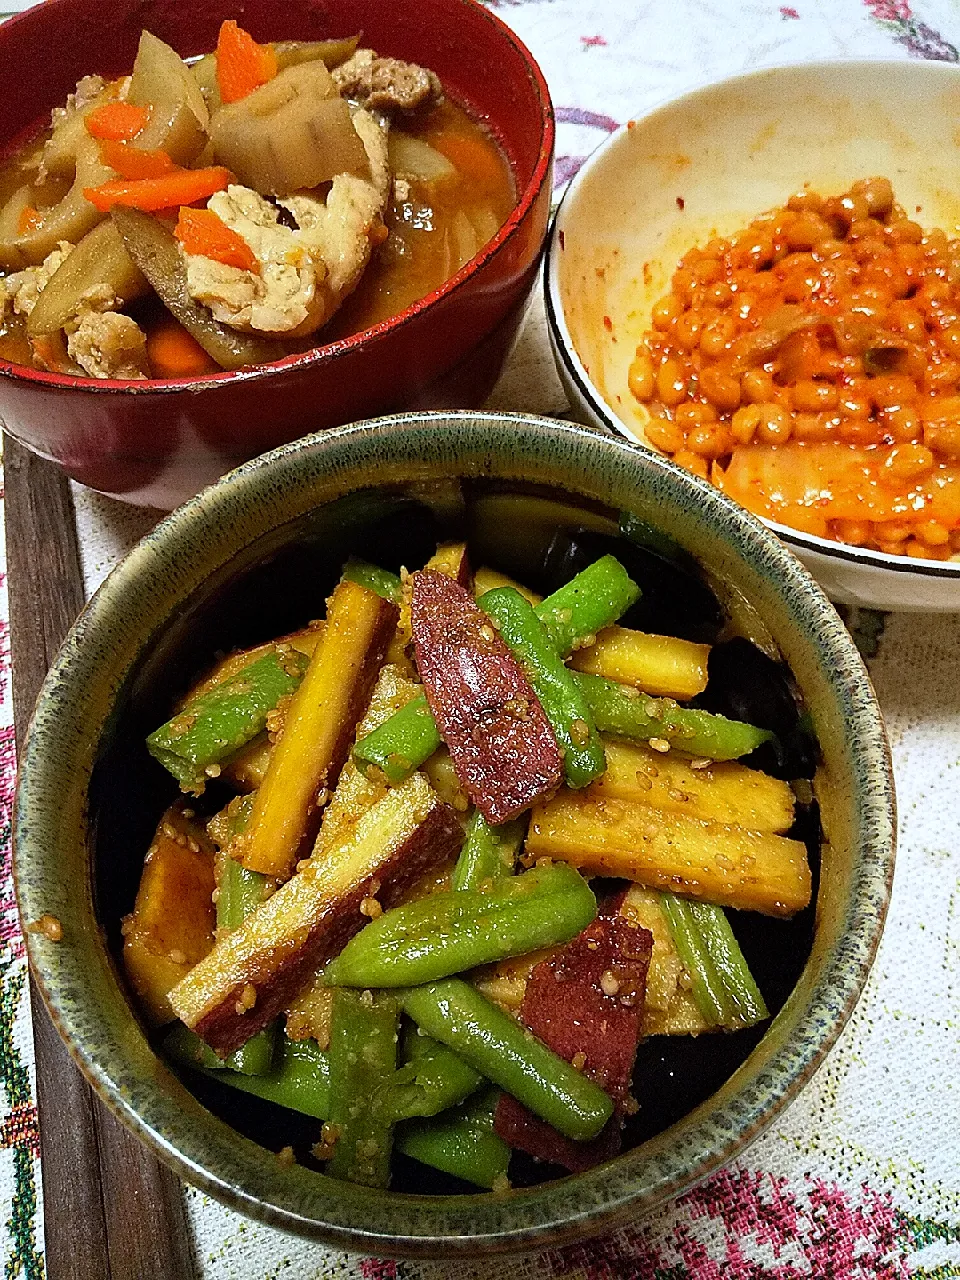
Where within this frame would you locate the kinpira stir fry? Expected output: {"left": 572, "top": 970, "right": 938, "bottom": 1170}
{"left": 124, "top": 528, "right": 817, "bottom": 1190}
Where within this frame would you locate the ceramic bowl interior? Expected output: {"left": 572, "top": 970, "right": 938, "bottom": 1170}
{"left": 14, "top": 414, "right": 895, "bottom": 1255}
{"left": 547, "top": 59, "right": 960, "bottom": 610}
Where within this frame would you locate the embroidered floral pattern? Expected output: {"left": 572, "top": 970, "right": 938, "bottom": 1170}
{"left": 864, "top": 0, "right": 958, "bottom": 59}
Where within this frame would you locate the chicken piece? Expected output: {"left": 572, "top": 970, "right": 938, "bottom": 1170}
{"left": 184, "top": 108, "right": 390, "bottom": 338}
{"left": 64, "top": 286, "right": 148, "bottom": 379}
{"left": 333, "top": 49, "right": 442, "bottom": 112}
{"left": 281, "top": 109, "right": 390, "bottom": 307}
{"left": 49, "top": 75, "right": 107, "bottom": 131}
{"left": 184, "top": 184, "right": 329, "bottom": 337}
{"left": 1, "top": 241, "right": 74, "bottom": 320}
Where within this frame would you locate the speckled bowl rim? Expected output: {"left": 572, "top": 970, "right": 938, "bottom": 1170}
{"left": 543, "top": 57, "right": 960, "bottom": 582}
{"left": 14, "top": 412, "right": 895, "bottom": 1256}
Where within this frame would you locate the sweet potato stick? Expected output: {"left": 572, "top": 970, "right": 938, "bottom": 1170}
{"left": 569, "top": 628, "right": 710, "bottom": 700}
{"left": 237, "top": 580, "right": 397, "bottom": 879}
{"left": 494, "top": 912, "right": 652, "bottom": 1171}
{"left": 526, "top": 790, "right": 811, "bottom": 916}
{"left": 590, "top": 739, "right": 796, "bottom": 831}
{"left": 411, "top": 570, "right": 562, "bottom": 824}
{"left": 122, "top": 807, "right": 216, "bottom": 1026}
{"left": 170, "top": 773, "right": 462, "bottom": 1054}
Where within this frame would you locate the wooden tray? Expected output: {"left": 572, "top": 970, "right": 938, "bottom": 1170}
{"left": 5, "top": 438, "right": 196, "bottom": 1280}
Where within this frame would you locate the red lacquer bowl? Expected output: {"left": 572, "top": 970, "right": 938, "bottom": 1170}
{"left": 0, "top": 0, "right": 554, "bottom": 507}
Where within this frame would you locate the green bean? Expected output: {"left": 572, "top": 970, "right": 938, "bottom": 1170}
{"left": 147, "top": 648, "right": 309, "bottom": 792}
{"left": 207, "top": 793, "right": 255, "bottom": 850}
{"left": 659, "top": 893, "right": 729, "bottom": 1027}
{"left": 324, "top": 863, "right": 596, "bottom": 988}
{"left": 387, "top": 1026, "right": 482, "bottom": 1121}
{"left": 451, "top": 812, "right": 524, "bottom": 892}
{"left": 163, "top": 1021, "right": 225, "bottom": 1071}
{"left": 401, "top": 979, "right": 613, "bottom": 1142}
{"left": 325, "top": 989, "right": 399, "bottom": 1188}
{"left": 341, "top": 559, "right": 403, "bottom": 604}
{"left": 479, "top": 586, "right": 605, "bottom": 788}
{"left": 352, "top": 693, "right": 442, "bottom": 784}
{"left": 217, "top": 850, "right": 268, "bottom": 930}
{"left": 686, "top": 899, "right": 769, "bottom": 1028}
{"left": 535, "top": 554, "right": 640, "bottom": 654}
{"left": 216, "top": 856, "right": 276, "bottom": 1074}
{"left": 397, "top": 1086, "right": 509, "bottom": 1189}
{"left": 220, "top": 1017, "right": 276, "bottom": 1075}
{"left": 163, "top": 1025, "right": 331, "bottom": 1119}
{"left": 573, "top": 671, "right": 773, "bottom": 760}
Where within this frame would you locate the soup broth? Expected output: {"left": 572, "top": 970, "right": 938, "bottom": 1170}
{"left": 0, "top": 26, "right": 516, "bottom": 379}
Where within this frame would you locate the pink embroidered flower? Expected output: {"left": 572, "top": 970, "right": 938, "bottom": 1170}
{"left": 359, "top": 1261, "right": 399, "bottom": 1280}
{"left": 542, "top": 1168, "right": 909, "bottom": 1278}
{"left": 865, "top": 0, "right": 912, "bottom": 20}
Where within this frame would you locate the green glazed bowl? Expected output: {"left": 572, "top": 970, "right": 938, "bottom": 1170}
{"left": 14, "top": 413, "right": 895, "bottom": 1256}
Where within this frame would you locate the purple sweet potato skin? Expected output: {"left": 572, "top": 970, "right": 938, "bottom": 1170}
{"left": 411, "top": 570, "right": 562, "bottom": 824}
{"left": 194, "top": 803, "right": 463, "bottom": 1053}
{"left": 495, "top": 913, "right": 653, "bottom": 1171}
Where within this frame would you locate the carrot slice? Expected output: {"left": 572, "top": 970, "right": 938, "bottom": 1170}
{"left": 17, "top": 205, "right": 42, "bottom": 235}
{"left": 98, "top": 140, "right": 178, "bottom": 181}
{"left": 146, "top": 316, "right": 220, "bottom": 378}
{"left": 216, "top": 19, "right": 278, "bottom": 104}
{"left": 85, "top": 101, "right": 151, "bottom": 142}
{"left": 84, "top": 167, "right": 234, "bottom": 213}
{"left": 173, "top": 206, "right": 259, "bottom": 273}
{"left": 30, "top": 333, "right": 67, "bottom": 372}
{"left": 431, "top": 133, "right": 506, "bottom": 195}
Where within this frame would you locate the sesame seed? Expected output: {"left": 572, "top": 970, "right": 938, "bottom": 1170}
{"left": 600, "top": 970, "right": 620, "bottom": 997}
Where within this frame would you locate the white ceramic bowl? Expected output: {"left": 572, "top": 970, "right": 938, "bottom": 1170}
{"left": 546, "top": 59, "right": 960, "bottom": 612}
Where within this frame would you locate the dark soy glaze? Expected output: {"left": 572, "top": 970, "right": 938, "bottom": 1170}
{"left": 695, "top": 637, "right": 818, "bottom": 780}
